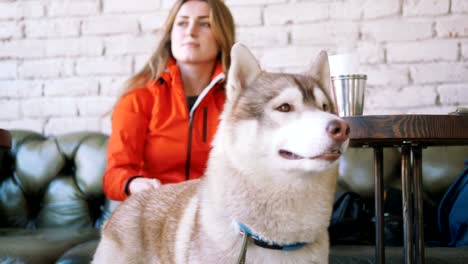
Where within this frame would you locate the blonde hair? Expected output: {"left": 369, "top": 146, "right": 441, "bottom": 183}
{"left": 122, "top": 0, "right": 236, "bottom": 94}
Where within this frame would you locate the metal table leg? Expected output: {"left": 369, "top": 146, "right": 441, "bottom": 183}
{"left": 401, "top": 144, "right": 414, "bottom": 264}
{"left": 412, "top": 145, "right": 425, "bottom": 264}
{"left": 374, "top": 147, "right": 385, "bottom": 264}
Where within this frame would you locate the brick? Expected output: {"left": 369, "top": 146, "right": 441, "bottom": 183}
{"left": 363, "top": 0, "right": 400, "bottom": 19}
{"left": 0, "top": 39, "right": 47, "bottom": 59}
{"left": 21, "top": 97, "right": 77, "bottom": 117}
{"left": 292, "top": 22, "right": 359, "bottom": 45}
{"left": 366, "top": 85, "right": 437, "bottom": 109}
{"left": 44, "top": 78, "right": 99, "bottom": 96}
{"left": 264, "top": 3, "right": 329, "bottom": 25}
{"left": 24, "top": 19, "right": 80, "bottom": 38}
{"left": 0, "top": 60, "right": 16, "bottom": 79}
{"left": 361, "top": 65, "right": 409, "bottom": 86}
{"left": 362, "top": 106, "right": 406, "bottom": 115}
{"left": 405, "top": 106, "right": 458, "bottom": 114}
{"left": 0, "top": 85, "right": 17, "bottom": 99}
{"left": 452, "top": 0, "right": 468, "bottom": 13}
{"left": 260, "top": 46, "right": 324, "bottom": 68}
{"left": 105, "top": 34, "right": 157, "bottom": 55}
{"left": 18, "top": 59, "right": 66, "bottom": 79}
{"left": 76, "top": 57, "right": 133, "bottom": 76}
{"left": 44, "top": 117, "right": 101, "bottom": 135}
{"left": 0, "top": 119, "right": 44, "bottom": 133}
{"left": 403, "top": 0, "right": 450, "bottom": 16}
{"left": 101, "top": 115, "right": 112, "bottom": 134}
{"left": 100, "top": 77, "right": 128, "bottom": 96}
{"left": 48, "top": 0, "right": 99, "bottom": 17}
{"left": 230, "top": 6, "right": 262, "bottom": 26}
{"left": 436, "top": 15, "right": 468, "bottom": 38}
{"left": 329, "top": 0, "right": 363, "bottom": 19}
{"left": 103, "top": 0, "right": 159, "bottom": 13}
{"left": 226, "top": 0, "right": 286, "bottom": 6}
{"left": 236, "top": 26, "right": 288, "bottom": 48}
{"left": 356, "top": 42, "right": 385, "bottom": 64}
{"left": 77, "top": 96, "right": 117, "bottom": 116}
{"left": 410, "top": 63, "right": 468, "bottom": 84}
{"left": 0, "top": 100, "right": 20, "bottom": 119}
{"left": 0, "top": 80, "right": 42, "bottom": 98}
{"left": 45, "top": 38, "right": 103, "bottom": 57}
{"left": 61, "top": 59, "right": 75, "bottom": 78}
{"left": 387, "top": 40, "right": 458, "bottom": 63}
{"left": 0, "top": 21, "right": 21, "bottom": 39}
{"left": 82, "top": 15, "right": 139, "bottom": 35}
{"left": 462, "top": 41, "right": 468, "bottom": 60}
{"left": 140, "top": 11, "right": 170, "bottom": 32}
{"left": 0, "top": 1, "right": 44, "bottom": 20}
{"left": 362, "top": 19, "right": 432, "bottom": 42}
{"left": 438, "top": 84, "right": 468, "bottom": 105}
{"left": 161, "top": 0, "right": 177, "bottom": 9}
{"left": 134, "top": 55, "right": 150, "bottom": 74}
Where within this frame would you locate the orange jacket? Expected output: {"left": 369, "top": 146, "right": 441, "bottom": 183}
{"left": 103, "top": 59, "right": 226, "bottom": 201}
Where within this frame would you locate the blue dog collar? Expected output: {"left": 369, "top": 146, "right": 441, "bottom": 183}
{"left": 238, "top": 223, "right": 307, "bottom": 251}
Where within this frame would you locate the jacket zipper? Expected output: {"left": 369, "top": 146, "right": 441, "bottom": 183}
{"left": 184, "top": 73, "right": 225, "bottom": 181}
{"left": 203, "top": 107, "right": 208, "bottom": 143}
{"left": 185, "top": 115, "right": 194, "bottom": 181}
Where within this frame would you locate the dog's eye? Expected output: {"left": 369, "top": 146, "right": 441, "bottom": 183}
{"left": 276, "top": 103, "right": 292, "bottom": 112}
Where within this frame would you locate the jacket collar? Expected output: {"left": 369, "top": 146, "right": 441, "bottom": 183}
{"left": 161, "top": 57, "right": 225, "bottom": 87}
{"left": 161, "top": 57, "right": 225, "bottom": 116}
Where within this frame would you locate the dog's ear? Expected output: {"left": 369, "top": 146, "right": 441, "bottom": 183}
{"left": 308, "top": 50, "right": 332, "bottom": 97}
{"left": 226, "top": 43, "right": 262, "bottom": 101}
{"left": 308, "top": 51, "right": 338, "bottom": 112}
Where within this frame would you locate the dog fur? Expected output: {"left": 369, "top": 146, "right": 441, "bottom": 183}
{"left": 92, "top": 43, "right": 350, "bottom": 264}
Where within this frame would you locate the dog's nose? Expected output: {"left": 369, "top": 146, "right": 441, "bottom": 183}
{"left": 326, "top": 119, "right": 350, "bottom": 142}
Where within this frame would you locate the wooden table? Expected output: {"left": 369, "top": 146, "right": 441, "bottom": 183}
{"left": 343, "top": 115, "right": 468, "bottom": 264}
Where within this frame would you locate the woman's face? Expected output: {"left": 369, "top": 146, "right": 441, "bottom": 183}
{"left": 171, "top": 1, "right": 219, "bottom": 66}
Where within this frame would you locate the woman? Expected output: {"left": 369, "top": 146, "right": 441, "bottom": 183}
{"left": 103, "top": 0, "right": 236, "bottom": 201}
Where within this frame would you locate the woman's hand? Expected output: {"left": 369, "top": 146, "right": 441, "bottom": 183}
{"left": 128, "top": 178, "right": 161, "bottom": 195}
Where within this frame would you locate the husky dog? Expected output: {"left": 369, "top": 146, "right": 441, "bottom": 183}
{"left": 92, "top": 43, "right": 350, "bottom": 264}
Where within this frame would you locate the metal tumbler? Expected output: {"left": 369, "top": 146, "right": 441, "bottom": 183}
{"left": 331, "top": 74, "right": 367, "bottom": 116}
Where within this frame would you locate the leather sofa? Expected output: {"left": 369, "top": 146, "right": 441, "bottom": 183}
{"left": 0, "top": 130, "right": 111, "bottom": 264}
{"left": 0, "top": 130, "right": 467, "bottom": 263}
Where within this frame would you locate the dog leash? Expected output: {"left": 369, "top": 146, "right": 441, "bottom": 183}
{"left": 236, "top": 228, "right": 250, "bottom": 264}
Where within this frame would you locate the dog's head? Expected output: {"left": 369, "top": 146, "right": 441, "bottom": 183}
{"left": 216, "top": 43, "right": 349, "bottom": 181}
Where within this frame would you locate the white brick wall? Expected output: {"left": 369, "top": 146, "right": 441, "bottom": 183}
{"left": 387, "top": 40, "right": 458, "bottom": 63}
{"left": 452, "top": 0, "right": 468, "bottom": 13}
{"left": 402, "top": 0, "right": 450, "bottom": 16}
{"left": 0, "top": 0, "right": 467, "bottom": 135}
{"left": 24, "top": 19, "right": 81, "bottom": 39}
{"left": 264, "top": 3, "right": 329, "bottom": 25}
{"left": 361, "top": 19, "right": 433, "bottom": 42}
{"left": 363, "top": 0, "right": 400, "bottom": 19}
{"left": 0, "top": 1, "right": 45, "bottom": 19}
{"left": 48, "top": 0, "right": 99, "bottom": 17}
{"left": 102, "top": 0, "right": 160, "bottom": 13}
{"left": 436, "top": 15, "right": 468, "bottom": 37}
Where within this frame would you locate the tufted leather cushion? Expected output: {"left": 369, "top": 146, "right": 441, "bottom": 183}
{"left": 0, "top": 130, "right": 108, "bottom": 228}
{"left": 0, "top": 130, "right": 109, "bottom": 263}
{"left": 338, "top": 148, "right": 401, "bottom": 198}
{"left": 55, "top": 239, "right": 99, "bottom": 264}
